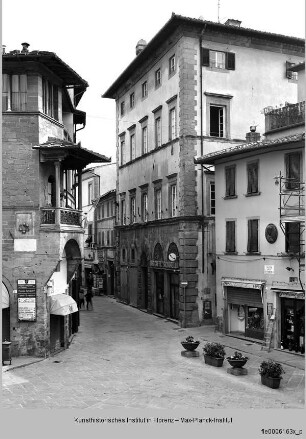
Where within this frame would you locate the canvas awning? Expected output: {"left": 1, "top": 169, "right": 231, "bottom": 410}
{"left": 49, "top": 294, "right": 78, "bottom": 315}
{"left": 2, "top": 283, "right": 10, "bottom": 309}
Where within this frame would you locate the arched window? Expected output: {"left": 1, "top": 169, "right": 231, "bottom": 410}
{"left": 153, "top": 243, "right": 163, "bottom": 261}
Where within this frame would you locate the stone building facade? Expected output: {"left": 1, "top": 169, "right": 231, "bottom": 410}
{"left": 2, "top": 44, "right": 109, "bottom": 357}
{"left": 102, "top": 14, "right": 304, "bottom": 327}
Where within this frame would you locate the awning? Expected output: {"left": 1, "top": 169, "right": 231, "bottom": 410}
{"left": 2, "top": 283, "right": 10, "bottom": 309}
{"left": 50, "top": 294, "right": 78, "bottom": 315}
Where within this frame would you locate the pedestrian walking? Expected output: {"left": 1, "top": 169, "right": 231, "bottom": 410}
{"left": 78, "top": 290, "right": 85, "bottom": 309}
{"left": 86, "top": 274, "right": 94, "bottom": 310}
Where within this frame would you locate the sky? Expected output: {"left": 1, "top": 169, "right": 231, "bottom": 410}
{"left": 2, "top": 0, "right": 305, "bottom": 162}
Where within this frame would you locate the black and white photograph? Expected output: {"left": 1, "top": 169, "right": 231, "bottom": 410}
{"left": 1, "top": 0, "right": 305, "bottom": 438}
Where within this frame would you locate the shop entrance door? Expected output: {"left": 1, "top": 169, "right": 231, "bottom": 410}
{"left": 155, "top": 271, "right": 164, "bottom": 315}
{"left": 169, "top": 273, "right": 179, "bottom": 320}
{"left": 281, "top": 298, "right": 305, "bottom": 353}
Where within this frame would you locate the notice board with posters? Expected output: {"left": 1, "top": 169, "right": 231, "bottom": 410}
{"left": 17, "top": 279, "right": 36, "bottom": 322}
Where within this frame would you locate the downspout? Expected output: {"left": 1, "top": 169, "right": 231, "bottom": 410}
{"left": 200, "top": 25, "right": 207, "bottom": 274}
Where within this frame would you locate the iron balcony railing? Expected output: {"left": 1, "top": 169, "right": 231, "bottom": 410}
{"left": 265, "top": 101, "right": 305, "bottom": 132}
{"left": 41, "top": 207, "right": 82, "bottom": 226}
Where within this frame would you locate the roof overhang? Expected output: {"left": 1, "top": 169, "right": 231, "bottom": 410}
{"left": 33, "top": 138, "right": 111, "bottom": 170}
{"left": 3, "top": 51, "right": 88, "bottom": 105}
{"left": 194, "top": 133, "right": 305, "bottom": 165}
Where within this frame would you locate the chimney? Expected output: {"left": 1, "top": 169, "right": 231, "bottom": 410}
{"left": 21, "top": 42, "right": 30, "bottom": 53}
{"left": 224, "top": 19, "right": 242, "bottom": 27}
{"left": 2, "top": 45, "right": 6, "bottom": 54}
{"left": 136, "top": 39, "right": 147, "bottom": 56}
{"left": 246, "top": 126, "right": 260, "bottom": 142}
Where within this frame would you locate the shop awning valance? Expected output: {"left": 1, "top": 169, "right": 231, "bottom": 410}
{"left": 276, "top": 290, "right": 305, "bottom": 299}
{"left": 50, "top": 294, "right": 78, "bottom": 316}
{"left": 2, "top": 283, "right": 10, "bottom": 309}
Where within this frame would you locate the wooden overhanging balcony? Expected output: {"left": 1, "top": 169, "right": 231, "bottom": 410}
{"left": 41, "top": 207, "right": 82, "bottom": 226}
{"left": 265, "top": 101, "right": 305, "bottom": 133}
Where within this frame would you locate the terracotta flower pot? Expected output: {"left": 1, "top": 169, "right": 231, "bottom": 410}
{"left": 204, "top": 355, "right": 224, "bottom": 367}
{"left": 181, "top": 341, "right": 200, "bottom": 351}
{"left": 261, "top": 375, "right": 282, "bottom": 389}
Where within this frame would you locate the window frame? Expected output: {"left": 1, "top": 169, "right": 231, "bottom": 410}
{"left": 285, "top": 222, "right": 300, "bottom": 254}
{"left": 169, "top": 54, "right": 176, "bottom": 76}
{"left": 130, "top": 194, "right": 136, "bottom": 224}
{"left": 205, "top": 92, "right": 232, "bottom": 139}
{"left": 120, "top": 198, "right": 126, "bottom": 225}
{"left": 130, "top": 92, "right": 135, "bottom": 109}
{"left": 247, "top": 161, "right": 259, "bottom": 195}
{"left": 88, "top": 182, "right": 93, "bottom": 205}
{"left": 130, "top": 132, "right": 136, "bottom": 161}
{"left": 155, "top": 188, "right": 162, "bottom": 220}
{"left": 202, "top": 48, "right": 235, "bottom": 71}
{"left": 225, "top": 220, "right": 236, "bottom": 253}
{"left": 285, "top": 152, "right": 301, "bottom": 190}
{"left": 120, "top": 101, "right": 125, "bottom": 116}
{"left": 210, "top": 182, "right": 216, "bottom": 215}
{"left": 155, "top": 68, "right": 161, "bottom": 87}
{"left": 142, "top": 81, "right": 148, "bottom": 98}
{"left": 141, "top": 191, "right": 148, "bottom": 222}
{"left": 225, "top": 165, "right": 236, "bottom": 198}
{"left": 142, "top": 125, "right": 148, "bottom": 155}
{"left": 247, "top": 219, "right": 259, "bottom": 254}
{"left": 169, "top": 106, "right": 177, "bottom": 141}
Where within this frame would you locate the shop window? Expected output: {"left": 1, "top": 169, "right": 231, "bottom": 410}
{"left": 246, "top": 307, "right": 264, "bottom": 340}
{"left": 247, "top": 219, "right": 259, "bottom": 253}
{"left": 247, "top": 161, "right": 259, "bottom": 194}
{"left": 285, "top": 152, "right": 301, "bottom": 190}
{"left": 225, "top": 165, "right": 236, "bottom": 197}
{"left": 226, "top": 221, "right": 236, "bottom": 253}
{"left": 285, "top": 222, "right": 300, "bottom": 254}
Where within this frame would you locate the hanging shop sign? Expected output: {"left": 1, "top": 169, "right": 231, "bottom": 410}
{"left": 17, "top": 279, "right": 36, "bottom": 322}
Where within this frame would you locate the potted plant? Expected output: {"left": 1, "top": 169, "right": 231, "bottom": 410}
{"left": 203, "top": 342, "right": 226, "bottom": 367}
{"left": 226, "top": 351, "right": 248, "bottom": 368}
{"left": 181, "top": 336, "right": 200, "bottom": 351}
{"left": 258, "top": 360, "right": 285, "bottom": 389}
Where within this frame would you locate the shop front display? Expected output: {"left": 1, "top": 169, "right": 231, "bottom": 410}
{"left": 226, "top": 285, "right": 264, "bottom": 340}
{"left": 281, "top": 297, "right": 305, "bottom": 353}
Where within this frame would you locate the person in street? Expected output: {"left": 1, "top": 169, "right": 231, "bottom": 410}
{"left": 78, "top": 290, "right": 85, "bottom": 309}
{"left": 86, "top": 274, "right": 94, "bottom": 310}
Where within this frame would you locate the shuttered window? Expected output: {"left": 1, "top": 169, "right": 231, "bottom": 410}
{"left": 202, "top": 48, "right": 235, "bottom": 71}
{"left": 247, "top": 162, "right": 259, "bottom": 194}
{"left": 226, "top": 221, "right": 236, "bottom": 253}
{"left": 285, "top": 152, "right": 301, "bottom": 190}
{"left": 225, "top": 165, "right": 236, "bottom": 197}
{"left": 285, "top": 222, "right": 300, "bottom": 254}
{"left": 227, "top": 287, "right": 262, "bottom": 307}
{"left": 247, "top": 219, "right": 259, "bottom": 253}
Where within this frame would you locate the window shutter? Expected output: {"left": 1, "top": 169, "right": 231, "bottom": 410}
{"left": 202, "top": 48, "right": 210, "bottom": 66}
{"left": 226, "top": 52, "right": 235, "bottom": 70}
{"left": 226, "top": 221, "right": 235, "bottom": 252}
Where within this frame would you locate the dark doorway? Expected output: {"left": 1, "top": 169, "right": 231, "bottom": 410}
{"left": 281, "top": 298, "right": 305, "bottom": 353}
{"left": 169, "top": 273, "right": 179, "bottom": 320}
{"left": 155, "top": 271, "right": 164, "bottom": 315}
{"left": 2, "top": 308, "right": 10, "bottom": 341}
{"left": 50, "top": 315, "right": 65, "bottom": 354}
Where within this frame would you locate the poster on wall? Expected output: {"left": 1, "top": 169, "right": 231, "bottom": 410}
{"left": 17, "top": 279, "right": 36, "bottom": 322}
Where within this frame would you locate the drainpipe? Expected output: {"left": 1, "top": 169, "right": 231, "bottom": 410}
{"left": 200, "top": 25, "right": 207, "bottom": 274}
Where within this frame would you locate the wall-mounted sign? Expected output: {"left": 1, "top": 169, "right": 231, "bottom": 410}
{"left": 267, "top": 302, "right": 273, "bottom": 316}
{"left": 17, "top": 279, "right": 36, "bottom": 322}
{"left": 264, "top": 265, "right": 274, "bottom": 275}
{"left": 265, "top": 224, "right": 278, "bottom": 244}
{"left": 150, "top": 260, "right": 179, "bottom": 270}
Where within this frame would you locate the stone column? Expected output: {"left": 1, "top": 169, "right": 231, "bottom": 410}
{"left": 54, "top": 161, "right": 61, "bottom": 225}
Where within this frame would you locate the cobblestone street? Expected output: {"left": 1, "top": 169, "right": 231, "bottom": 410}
{"left": 2, "top": 296, "right": 304, "bottom": 410}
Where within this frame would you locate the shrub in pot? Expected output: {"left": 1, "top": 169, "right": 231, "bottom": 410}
{"left": 226, "top": 351, "right": 249, "bottom": 368}
{"left": 181, "top": 336, "right": 200, "bottom": 351}
{"left": 258, "top": 360, "right": 285, "bottom": 389}
{"left": 203, "top": 342, "right": 226, "bottom": 367}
